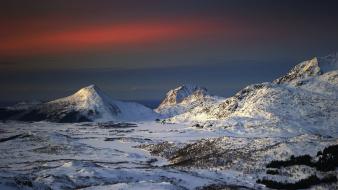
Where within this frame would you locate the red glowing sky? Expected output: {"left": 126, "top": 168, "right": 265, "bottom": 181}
{"left": 1, "top": 0, "right": 338, "bottom": 102}
{"left": 0, "top": 18, "right": 243, "bottom": 56}
{"left": 1, "top": 0, "right": 338, "bottom": 58}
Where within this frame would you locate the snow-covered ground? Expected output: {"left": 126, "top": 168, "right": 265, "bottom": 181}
{"left": 1, "top": 53, "right": 338, "bottom": 189}
{"left": 0, "top": 121, "right": 337, "bottom": 190}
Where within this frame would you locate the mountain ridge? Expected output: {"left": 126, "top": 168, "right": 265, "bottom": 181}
{"left": 1, "top": 84, "right": 158, "bottom": 122}
{"left": 1, "top": 52, "right": 337, "bottom": 130}
{"left": 155, "top": 84, "right": 223, "bottom": 117}
{"left": 165, "top": 53, "right": 338, "bottom": 136}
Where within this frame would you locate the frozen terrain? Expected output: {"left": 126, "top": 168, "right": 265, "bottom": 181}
{"left": 0, "top": 121, "right": 262, "bottom": 189}
{"left": 0, "top": 121, "right": 337, "bottom": 190}
{"left": 0, "top": 53, "right": 338, "bottom": 189}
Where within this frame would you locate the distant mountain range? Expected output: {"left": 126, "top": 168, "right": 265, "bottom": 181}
{"left": 1, "top": 52, "right": 338, "bottom": 135}
{"left": 0, "top": 85, "right": 158, "bottom": 122}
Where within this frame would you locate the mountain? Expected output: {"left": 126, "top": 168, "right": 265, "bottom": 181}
{"left": 274, "top": 53, "right": 338, "bottom": 85}
{"left": 166, "top": 53, "right": 338, "bottom": 136}
{"left": 0, "top": 85, "right": 158, "bottom": 123}
{"left": 155, "top": 84, "right": 223, "bottom": 117}
{"left": 2, "top": 53, "right": 337, "bottom": 130}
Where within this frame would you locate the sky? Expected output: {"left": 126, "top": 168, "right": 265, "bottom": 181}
{"left": 1, "top": 0, "right": 338, "bottom": 106}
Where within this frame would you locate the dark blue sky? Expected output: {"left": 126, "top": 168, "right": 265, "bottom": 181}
{"left": 1, "top": 0, "right": 338, "bottom": 104}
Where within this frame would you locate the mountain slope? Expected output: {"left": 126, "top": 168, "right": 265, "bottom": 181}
{"left": 274, "top": 53, "right": 338, "bottom": 85}
{"left": 166, "top": 53, "right": 338, "bottom": 136}
{"left": 1, "top": 85, "right": 158, "bottom": 122}
{"left": 155, "top": 85, "right": 223, "bottom": 117}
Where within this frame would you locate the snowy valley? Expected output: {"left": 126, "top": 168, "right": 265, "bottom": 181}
{"left": 0, "top": 53, "right": 338, "bottom": 189}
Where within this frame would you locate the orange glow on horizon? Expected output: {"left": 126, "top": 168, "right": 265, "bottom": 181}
{"left": 0, "top": 20, "right": 233, "bottom": 57}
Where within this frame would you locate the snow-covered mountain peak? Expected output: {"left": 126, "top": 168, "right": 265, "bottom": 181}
{"left": 49, "top": 84, "right": 112, "bottom": 111}
{"left": 274, "top": 57, "right": 321, "bottom": 84}
{"left": 274, "top": 53, "right": 338, "bottom": 85}
{"left": 71, "top": 84, "right": 107, "bottom": 104}
{"left": 157, "top": 84, "right": 208, "bottom": 109}
{"left": 76, "top": 84, "right": 100, "bottom": 95}
{"left": 155, "top": 84, "right": 222, "bottom": 117}
{"left": 46, "top": 84, "right": 121, "bottom": 121}
{"left": 165, "top": 53, "right": 338, "bottom": 136}
{"left": 0, "top": 84, "right": 158, "bottom": 122}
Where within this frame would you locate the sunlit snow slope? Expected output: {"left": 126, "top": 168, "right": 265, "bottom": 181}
{"left": 1, "top": 85, "right": 158, "bottom": 122}
{"left": 166, "top": 53, "right": 338, "bottom": 136}
{"left": 155, "top": 84, "right": 223, "bottom": 117}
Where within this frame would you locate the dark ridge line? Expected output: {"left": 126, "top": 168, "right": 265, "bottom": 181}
{"left": 0, "top": 133, "right": 30, "bottom": 143}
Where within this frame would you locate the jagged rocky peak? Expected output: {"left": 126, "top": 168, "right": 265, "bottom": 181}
{"left": 274, "top": 52, "right": 338, "bottom": 84}
{"left": 157, "top": 84, "right": 208, "bottom": 109}
{"left": 274, "top": 57, "right": 321, "bottom": 84}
